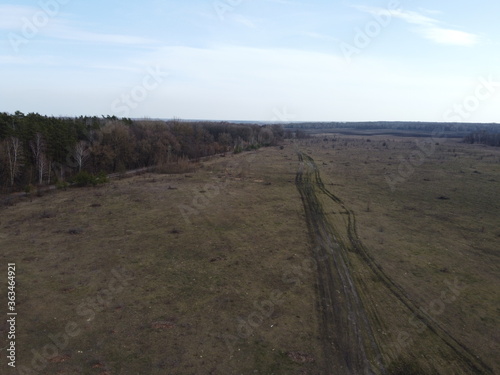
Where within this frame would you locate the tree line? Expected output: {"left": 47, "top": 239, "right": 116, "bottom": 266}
{"left": 0, "top": 112, "right": 287, "bottom": 193}
{"left": 463, "top": 131, "right": 500, "bottom": 147}
{"left": 283, "top": 121, "right": 500, "bottom": 134}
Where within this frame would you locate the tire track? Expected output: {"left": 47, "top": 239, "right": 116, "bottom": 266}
{"left": 295, "top": 152, "right": 493, "bottom": 375}
{"left": 296, "top": 152, "right": 383, "bottom": 374}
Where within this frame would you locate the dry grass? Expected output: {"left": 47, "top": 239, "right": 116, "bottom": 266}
{"left": 1, "top": 135, "right": 498, "bottom": 374}
{"left": 302, "top": 134, "right": 499, "bottom": 373}
{"left": 154, "top": 156, "right": 198, "bottom": 174}
{"left": 0, "top": 146, "right": 322, "bottom": 375}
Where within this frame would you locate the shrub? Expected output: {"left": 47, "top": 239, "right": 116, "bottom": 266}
{"left": 94, "top": 171, "right": 109, "bottom": 184}
{"left": 70, "top": 171, "right": 108, "bottom": 187}
{"left": 245, "top": 144, "right": 260, "bottom": 151}
{"left": 71, "top": 171, "right": 96, "bottom": 186}
{"left": 56, "top": 181, "right": 69, "bottom": 190}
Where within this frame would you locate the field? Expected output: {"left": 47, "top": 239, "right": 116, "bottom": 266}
{"left": 1, "top": 134, "right": 499, "bottom": 374}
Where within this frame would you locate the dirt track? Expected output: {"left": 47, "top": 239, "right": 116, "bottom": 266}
{"left": 295, "top": 152, "right": 493, "bottom": 375}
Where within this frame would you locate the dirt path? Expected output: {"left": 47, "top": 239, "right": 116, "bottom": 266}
{"left": 295, "top": 152, "right": 493, "bottom": 375}
{"left": 296, "top": 152, "right": 383, "bottom": 374}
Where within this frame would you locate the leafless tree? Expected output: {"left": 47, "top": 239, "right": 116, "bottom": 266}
{"left": 3, "top": 136, "right": 23, "bottom": 186}
{"left": 73, "top": 140, "right": 90, "bottom": 172}
{"left": 258, "top": 127, "right": 274, "bottom": 146}
{"left": 218, "top": 132, "right": 232, "bottom": 153}
{"left": 30, "top": 132, "right": 47, "bottom": 185}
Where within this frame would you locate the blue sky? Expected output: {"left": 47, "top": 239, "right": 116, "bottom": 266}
{"left": 1, "top": 0, "right": 499, "bottom": 122}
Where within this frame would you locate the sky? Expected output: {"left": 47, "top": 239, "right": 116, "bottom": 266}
{"left": 1, "top": 0, "right": 499, "bottom": 122}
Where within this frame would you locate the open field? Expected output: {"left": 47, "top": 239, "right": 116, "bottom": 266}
{"left": 1, "top": 134, "right": 499, "bottom": 374}
{"left": 297, "top": 134, "right": 499, "bottom": 374}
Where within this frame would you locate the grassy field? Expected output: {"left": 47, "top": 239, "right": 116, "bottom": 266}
{"left": 1, "top": 134, "right": 499, "bottom": 374}
{"left": 301, "top": 134, "right": 499, "bottom": 374}
{"left": 1, "top": 147, "right": 325, "bottom": 375}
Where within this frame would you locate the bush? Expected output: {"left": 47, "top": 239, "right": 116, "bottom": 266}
{"left": 24, "top": 184, "right": 34, "bottom": 194}
{"left": 245, "top": 144, "right": 260, "bottom": 151}
{"left": 71, "top": 171, "right": 95, "bottom": 186}
{"left": 94, "top": 171, "right": 109, "bottom": 184}
{"left": 56, "top": 181, "right": 69, "bottom": 190}
{"left": 70, "top": 171, "right": 108, "bottom": 187}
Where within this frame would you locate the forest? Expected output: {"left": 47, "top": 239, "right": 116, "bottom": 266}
{"left": 283, "top": 121, "right": 500, "bottom": 134}
{"left": 463, "top": 131, "right": 500, "bottom": 147}
{"left": 0, "top": 112, "right": 289, "bottom": 193}
{"left": 3, "top": 112, "right": 497, "bottom": 194}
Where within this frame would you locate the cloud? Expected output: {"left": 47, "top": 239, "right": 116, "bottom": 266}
{"left": 231, "top": 15, "right": 258, "bottom": 28}
{"left": 123, "top": 44, "right": 478, "bottom": 121}
{"left": 355, "top": 6, "right": 479, "bottom": 46}
{"left": 418, "top": 8, "right": 443, "bottom": 16}
{"left": 419, "top": 27, "right": 478, "bottom": 46}
{"left": 45, "top": 26, "right": 157, "bottom": 45}
{"left": 302, "top": 31, "right": 340, "bottom": 42}
{"left": 263, "top": 0, "right": 299, "bottom": 4}
{"left": 0, "top": 4, "right": 48, "bottom": 29}
{"left": 0, "top": 4, "right": 156, "bottom": 46}
{"left": 0, "top": 55, "right": 34, "bottom": 64}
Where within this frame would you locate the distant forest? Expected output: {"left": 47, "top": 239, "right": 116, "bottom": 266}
{"left": 0, "top": 112, "right": 294, "bottom": 193}
{"left": 463, "top": 131, "right": 500, "bottom": 147}
{"left": 282, "top": 121, "right": 500, "bottom": 134}
{"left": 283, "top": 121, "right": 500, "bottom": 147}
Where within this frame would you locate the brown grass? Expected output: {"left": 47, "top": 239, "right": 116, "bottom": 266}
{"left": 0, "top": 146, "right": 322, "bottom": 375}
{"left": 1, "top": 136, "right": 498, "bottom": 374}
{"left": 301, "top": 134, "right": 499, "bottom": 373}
